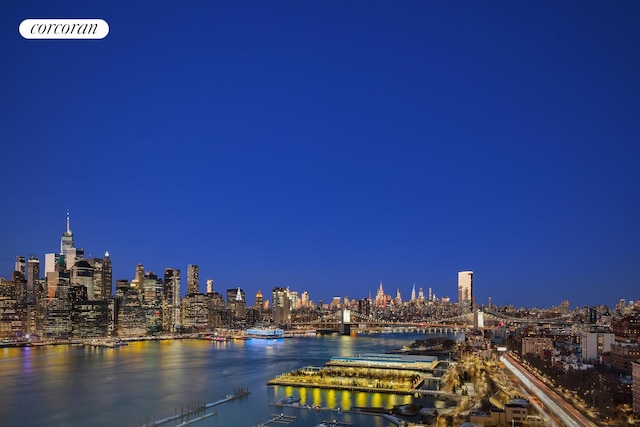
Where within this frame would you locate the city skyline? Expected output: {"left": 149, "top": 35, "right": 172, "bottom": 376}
{"left": 0, "top": 211, "right": 633, "bottom": 310}
{"left": 2, "top": 1, "right": 639, "bottom": 309}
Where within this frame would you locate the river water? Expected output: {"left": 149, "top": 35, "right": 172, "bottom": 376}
{"left": 0, "top": 332, "right": 461, "bottom": 427}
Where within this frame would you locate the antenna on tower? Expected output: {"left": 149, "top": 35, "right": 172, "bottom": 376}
{"left": 66, "top": 209, "right": 70, "bottom": 233}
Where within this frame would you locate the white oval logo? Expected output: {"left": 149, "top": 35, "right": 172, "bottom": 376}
{"left": 19, "top": 19, "right": 109, "bottom": 40}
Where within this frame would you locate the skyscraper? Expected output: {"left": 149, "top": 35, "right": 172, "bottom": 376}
{"left": 458, "top": 271, "right": 473, "bottom": 310}
{"left": 60, "top": 210, "right": 74, "bottom": 255}
{"left": 272, "top": 287, "right": 290, "bottom": 325}
{"left": 131, "top": 264, "right": 144, "bottom": 289}
{"left": 255, "top": 290, "right": 263, "bottom": 311}
{"left": 26, "top": 255, "right": 40, "bottom": 303}
{"left": 103, "top": 251, "right": 112, "bottom": 299}
{"left": 162, "top": 268, "right": 181, "bottom": 332}
{"left": 15, "top": 256, "right": 26, "bottom": 276}
{"left": 71, "top": 260, "right": 95, "bottom": 300}
{"left": 187, "top": 264, "right": 199, "bottom": 295}
{"left": 375, "top": 281, "right": 385, "bottom": 307}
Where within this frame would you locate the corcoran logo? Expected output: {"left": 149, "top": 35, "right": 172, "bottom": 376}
{"left": 19, "top": 19, "right": 109, "bottom": 40}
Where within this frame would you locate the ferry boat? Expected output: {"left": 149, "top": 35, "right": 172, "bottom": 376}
{"left": 246, "top": 327, "right": 285, "bottom": 339}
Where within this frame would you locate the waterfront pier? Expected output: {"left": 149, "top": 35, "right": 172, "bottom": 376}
{"left": 134, "top": 388, "right": 250, "bottom": 427}
{"left": 257, "top": 413, "right": 297, "bottom": 425}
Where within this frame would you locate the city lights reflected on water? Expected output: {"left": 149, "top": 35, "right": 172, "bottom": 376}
{"left": 313, "top": 387, "right": 323, "bottom": 407}
{"left": 326, "top": 388, "right": 337, "bottom": 408}
{"left": 1, "top": 332, "right": 461, "bottom": 427}
{"left": 341, "top": 390, "right": 351, "bottom": 410}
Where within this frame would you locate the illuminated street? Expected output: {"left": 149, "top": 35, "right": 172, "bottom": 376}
{"left": 501, "top": 353, "right": 599, "bottom": 427}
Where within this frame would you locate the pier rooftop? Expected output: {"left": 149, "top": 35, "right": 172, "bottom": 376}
{"left": 326, "top": 353, "right": 439, "bottom": 371}
{"left": 268, "top": 353, "right": 443, "bottom": 395}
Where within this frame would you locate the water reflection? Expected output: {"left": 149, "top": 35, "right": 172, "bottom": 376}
{"left": 0, "top": 332, "right": 461, "bottom": 427}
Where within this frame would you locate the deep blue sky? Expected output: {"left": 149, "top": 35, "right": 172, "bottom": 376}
{"left": 1, "top": 1, "right": 639, "bottom": 309}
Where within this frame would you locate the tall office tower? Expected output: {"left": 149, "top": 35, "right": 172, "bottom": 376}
{"left": 26, "top": 256, "right": 40, "bottom": 303}
{"left": 71, "top": 260, "right": 95, "bottom": 300}
{"left": 87, "top": 257, "right": 103, "bottom": 300}
{"left": 15, "top": 256, "right": 26, "bottom": 275}
{"left": 272, "top": 287, "right": 290, "bottom": 325}
{"left": 488, "top": 296, "right": 492, "bottom": 308}
{"left": 44, "top": 253, "right": 61, "bottom": 278}
{"left": 206, "top": 279, "right": 213, "bottom": 294}
{"left": 457, "top": 271, "right": 473, "bottom": 310}
{"left": 187, "top": 264, "right": 199, "bottom": 294}
{"left": 331, "top": 296, "right": 341, "bottom": 308}
{"left": 162, "top": 268, "right": 182, "bottom": 332}
{"left": 233, "top": 287, "right": 246, "bottom": 318}
{"left": 142, "top": 271, "right": 163, "bottom": 304}
{"left": 301, "top": 291, "right": 309, "bottom": 307}
{"left": 395, "top": 288, "right": 402, "bottom": 305}
{"left": 428, "top": 287, "right": 433, "bottom": 302}
{"left": 418, "top": 287, "right": 425, "bottom": 301}
{"left": 255, "top": 290, "right": 263, "bottom": 311}
{"left": 131, "top": 264, "right": 144, "bottom": 289}
{"left": 375, "top": 281, "right": 385, "bottom": 307}
{"left": 64, "top": 247, "right": 85, "bottom": 271}
{"left": 411, "top": 284, "right": 416, "bottom": 301}
{"left": 60, "top": 210, "right": 74, "bottom": 255}
{"left": 289, "top": 291, "right": 299, "bottom": 309}
{"left": 102, "top": 252, "right": 112, "bottom": 298}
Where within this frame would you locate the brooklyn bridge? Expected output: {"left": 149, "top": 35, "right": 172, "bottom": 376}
{"left": 288, "top": 307, "right": 575, "bottom": 335}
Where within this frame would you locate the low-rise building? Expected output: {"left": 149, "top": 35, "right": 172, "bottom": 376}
{"left": 522, "top": 337, "right": 554, "bottom": 359}
{"left": 611, "top": 341, "right": 640, "bottom": 372}
{"left": 581, "top": 330, "right": 614, "bottom": 361}
{"left": 633, "top": 361, "right": 640, "bottom": 415}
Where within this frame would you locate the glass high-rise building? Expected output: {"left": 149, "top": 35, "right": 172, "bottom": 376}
{"left": 187, "top": 264, "right": 199, "bottom": 295}
{"left": 457, "top": 271, "right": 473, "bottom": 310}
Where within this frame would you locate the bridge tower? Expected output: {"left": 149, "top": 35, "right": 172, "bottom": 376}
{"left": 340, "top": 308, "right": 352, "bottom": 335}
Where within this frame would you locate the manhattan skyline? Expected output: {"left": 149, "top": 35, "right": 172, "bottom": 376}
{"left": 1, "top": 1, "right": 639, "bottom": 309}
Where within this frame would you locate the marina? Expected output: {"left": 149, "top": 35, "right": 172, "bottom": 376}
{"left": 136, "top": 388, "right": 249, "bottom": 427}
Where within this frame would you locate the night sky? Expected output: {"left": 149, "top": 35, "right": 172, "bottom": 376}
{"left": 1, "top": 1, "right": 639, "bottom": 309}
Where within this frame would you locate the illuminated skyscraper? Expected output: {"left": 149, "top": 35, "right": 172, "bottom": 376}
{"left": 26, "top": 255, "right": 40, "bottom": 303}
{"left": 103, "top": 251, "right": 112, "bottom": 299}
{"left": 15, "top": 256, "right": 26, "bottom": 276}
{"left": 458, "top": 271, "right": 473, "bottom": 310}
{"left": 163, "top": 268, "right": 181, "bottom": 332}
{"left": 255, "top": 290, "right": 263, "bottom": 311}
{"left": 60, "top": 210, "right": 74, "bottom": 255}
{"left": 395, "top": 288, "right": 402, "bottom": 305}
{"left": 272, "top": 287, "right": 290, "bottom": 325}
{"left": 226, "top": 287, "right": 246, "bottom": 320}
{"left": 71, "top": 260, "right": 95, "bottom": 300}
{"left": 375, "top": 281, "right": 385, "bottom": 307}
{"left": 131, "top": 264, "right": 144, "bottom": 289}
{"left": 187, "top": 264, "right": 199, "bottom": 294}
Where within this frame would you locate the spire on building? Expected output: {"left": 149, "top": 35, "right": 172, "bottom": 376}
{"left": 60, "top": 210, "right": 75, "bottom": 254}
